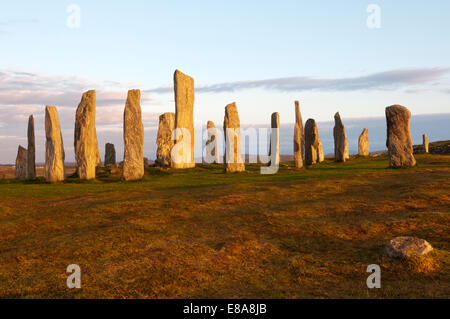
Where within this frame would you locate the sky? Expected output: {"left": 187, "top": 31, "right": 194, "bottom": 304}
{"left": 0, "top": 0, "right": 449, "bottom": 163}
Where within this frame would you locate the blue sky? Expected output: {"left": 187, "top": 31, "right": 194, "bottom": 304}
{"left": 0, "top": 1, "right": 449, "bottom": 163}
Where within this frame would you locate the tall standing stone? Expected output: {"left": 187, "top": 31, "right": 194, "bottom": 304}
{"left": 317, "top": 138, "right": 324, "bottom": 162}
{"left": 385, "top": 105, "right": 416, "bottom": 167}
{"left": 104, "top": 143, "right": 116, "bottom": 165}
{"left": 293, "top": 101, "right": 304, "bottom": 168}
{"left": 333, "top": 112, "right": 349, "bottom": 162}
{"left": 423, "top": 134, "right": 429, "bottom": 153}
{"left": 74, "top": 90, "right": 99, "bottom": 179}
{"left": 269, "top": 112, "right": 280, "bottom": 166}
{"left": 358, "top": 128, "right": 369, "bottom": 156}
{"left": 205, "top": 120, "right": 220, "bottom": 164}
{"left": 15, "top": 145, "right": 27, "bottom": 180}
{"left": 173, "top": 70, "right": 195, "bottom": 169}
{"left": 45, "top": 106, "right": 65, "bottom": 182}
{"left": 155, "top": 112, "right": 175, "bottom": 167}
{"left": 27, "top": 115, "right": 36, "bottom": 179}
{"left": 304, "top": 119, "right": 319, "bottom": 165}
{"left": 122, "top": 89, "right": 144, "bottom": 180}
{"left": 223, "top": 102, "right": 245, "bottom": 172}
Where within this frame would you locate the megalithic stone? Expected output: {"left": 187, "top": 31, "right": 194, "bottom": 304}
{"left": 74, "top": 90, "right": 99, "bottom": 179}
{"left": 45, "top": 106, "right": 65, "bottom": 182}
{"left": 15, "top": 145, "right": 27, "bottom": 180}
{"left": 358, "top": 128, "right": 369, "bottom": 156}
{"left": 317, "top": 138, "right": 324, "bottom": 162}
{"left": 122, "top": 89, "right": 144, "bottom": 181}
{"left": 104, "top": 143, "right": 116, "bottom": 165}
{"left": 173, "top": 70, "right": 195, "bottom": 169}
{"left": 205, "top": 120, "right": 220, "bottom": 164}
{"left": 304, "top": 119, "right": 319, "bottom": 165}
{"left": 223, "top": 102, "right": 245, "bottom": 172}
{"left": 27, "top": 115, "right": 36, "bottom": 179}
{"left": 269, "top": 112, "right": 280, "bottom": 166}
{"left": 294, "top": 101, "right": 304, "bottom": 168}
{"left": 333, "top": 112, "right": 348, "bottom": 162}
{"left": 423, "top": 134, "right": 429, "bottom": 153}
{"left": 156, "top": 112, "right": 175, "bottom": 167}
{"left": 385, "top": 105, "right": 416, "bottom": 167}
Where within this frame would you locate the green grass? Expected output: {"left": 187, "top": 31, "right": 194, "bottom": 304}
{"left": 0, "top": 154, "right": 449, "bottom": 298}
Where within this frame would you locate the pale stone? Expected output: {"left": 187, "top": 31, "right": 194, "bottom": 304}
{"left": 15, "top": 145, "right": 27, "bottom": 180}
{"left": 45, "top": 106, "right": 65, "bottom": 182}
{"left": 223, "top": 102, "right": 245, "bottom": 172}
{"left": 205, "top": 120, "right": 220, "bottom": 164}
{"left": 74, "top": 90, "right": 99, "bottom": 179}
{"left": 317, "top": 138, "right": 324, "bottom": 162}
{"left": 293, "top": 101, "right": 304, "bottom": 168}
{"left": 104, "top": 143, "right": 116, "bottom": 165}
{"left": 27, "top": 115, "right": 36, "bottom": 179}
{"left": 304, "top": 119, "right": 319, "bottom": 165}
{"left": 333, "top": 112, "right": 349, "bottom": 162}
{"left": 269, "top": 112, "right": 280, "bottom": 166}
{"left": 173, "top": 69, "right": 195, "bottom": 169}
{"left": 358, "top": 128, "right": 369, "bottom": 156}
{"left": 423, "top": 134, "right": 429, "bottom": 153}
{"left": 383, "top": 236, "right": 433, "bottom": 258}
{"left": 122, "top": 89, "right": 144, "bottom": 181}
{"left": 155, "top": 112, "right": 175, "bottom": 167}
{"left": 385, "top": 105, "right": 416, "bottom": 167}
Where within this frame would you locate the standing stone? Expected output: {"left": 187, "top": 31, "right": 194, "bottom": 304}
{"left": 104, "top": 143, "right": 116, "bottom": 165}
{"left": 27, "top": 115, "right": 36, "bottom": 179}
{"left": 423, "top": 134, "right": 429, "bottom": 153}
{"left": 15, "top": 145, "right": 27, "bottom": 180}
{"left": 223, "top": 102, "right": 245, "bottom": 172}
{"left": 304, "top": 119, "right": 319, "bottom": 165}
{"left": 385, "top": 105, "right": 416, "bottom": 167}
{"left": 317, "top": 138, "right": 324, "bottom": 162}
{"left": 358, "top": 128, "right": 369, "bottom": 156}
{"left": 155, "top": 112, "right": 175, "bottom": 167}
{"left": 45, "top": 106, "right": 65, "bottom": 182}
{"left": 74, "top": 90, "right": 99, "bottom": 179}
{"left": 293, "top": 101, "right": 304, "bottom": 168}
{"left": 333, "top": 112, "right": 349, "bottom": 162}
{"left": 173, "top": 70, "right": 195, "bottom": 169}
{"left": 205, "top": 120, "right": 220, "bottom": 164}
{"left": 269, "top": 112, "right": 280, "bottom": 166}
{"left": 122, "top": 89, "right": 144, "bottom": 181}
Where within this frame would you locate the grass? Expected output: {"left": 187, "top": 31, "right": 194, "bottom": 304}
{"left": 0, "top": 154, "right": 449, "bottom": 298}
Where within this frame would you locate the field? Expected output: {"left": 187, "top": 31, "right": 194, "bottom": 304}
{"left": 0, "top": 154, "right": 449, "bottom": 298}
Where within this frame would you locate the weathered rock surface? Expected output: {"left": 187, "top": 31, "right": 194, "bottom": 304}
{"left": 305, "top": 119, "right": 319, "bottom": 165}
{"left": 423, "top": 134, "right": 429, "bottom": 153}
{"left": 205, "top": 120, "right": 220, "bottom": 164}
{"left": 269, "top": 112, "right": 280, "bottom": 166}
{"left": 223, "top": 102, "right": 245, "bottom": 172}
{"left": 294, "top": 101, "right": 304, "bottom": 168}
{"left": 383, "top": 236, "right": 433, "bottom": 258}
{"left": 358, "top": 128, "right": 369, "bottom": 156}
{"left": 155, "top": 112, "right": 175, "bottom": 167}
{"left": 45, "top": 106, "right": 65, "bottom": 182}
{"left": 122, "top": 89, "right": 144, "bottom": 181}
{"left": 333, "top": 112, "right": 349, "bottom": 162}
{"left": 173, "top": 70, "right": 195, "bottom": 168}
{"left": 27, "top": 115, "right": 36, "bottom": 179}
{"left": 74, "top": 90, "right": 99, "bottom": 179}
{"left": 385, "top": 105, "right": 416, "bottom": 167}
{"left": 15, "top": 145, "right": 27, "bottom": 180}
{"left": 104, "top": 143, "right": 116, "bottom": 165}
{"left": 317, "top": 138, "right": 324, "bottom": 162}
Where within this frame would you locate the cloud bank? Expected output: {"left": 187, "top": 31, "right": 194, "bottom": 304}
{"left": 146, "top": 68, "right": 450, "bottom": 94}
